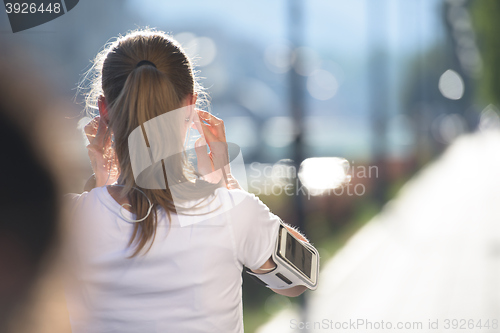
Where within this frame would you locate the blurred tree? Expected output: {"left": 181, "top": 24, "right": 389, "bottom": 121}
{"left": 368, "top": 1, "right": 390, "bottom": 206}
{"left": 471, "top": 0, "right": 500, "bottom": 105}
{"left": 401, "top": 0, "right": 480, "bottom": 171}
{"left": 401, "top": 44, "right": 447, "bottom": 168}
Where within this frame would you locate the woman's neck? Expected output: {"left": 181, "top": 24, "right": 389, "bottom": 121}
{"left": 107, "top": 185, "right": 132, "bottom": 211}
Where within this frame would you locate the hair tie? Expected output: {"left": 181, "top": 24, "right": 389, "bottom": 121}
{"left": 136, "top": 60, "right": 157, "bottom": 68}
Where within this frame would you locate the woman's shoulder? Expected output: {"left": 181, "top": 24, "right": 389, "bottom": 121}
{"left": 215, "top": 187, "right": 254, "bottom": 203}
{"left": 63, "top": 190, "right": 89, "bottom": 206}
{"left": 215, "top": 187, "right": 272, "bottom": 216}
{"left": 63, "top": 187, "right": 108, "bottom": 212}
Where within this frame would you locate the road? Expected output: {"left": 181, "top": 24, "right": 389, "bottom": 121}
{"left": 257, "top": 130, "right": 500, "bottom": 333}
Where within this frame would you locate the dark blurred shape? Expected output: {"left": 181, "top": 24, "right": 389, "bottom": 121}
{"left": 368, "top": 0, "right": 390, "bottom": 206}
{"left": 288, "top": 0, "right": 308, "bottom": 323}
{"left": 288, "top": 0, "right": 306, "bottom": 231}
{"left": 0, "top": 57, "right": 59, "bottom": 332}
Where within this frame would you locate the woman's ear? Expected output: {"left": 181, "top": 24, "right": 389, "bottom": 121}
{"left": 98, "top": 95, "right": 109, "bottom": 124}
{"left": 186, "top": 93, "right": 197, "bottom": 106}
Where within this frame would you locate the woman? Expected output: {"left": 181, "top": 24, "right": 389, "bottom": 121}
{"left": 65, "top": 28, "right": 309, "bottom": 333}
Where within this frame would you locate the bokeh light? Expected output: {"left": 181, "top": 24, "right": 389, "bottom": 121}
{"left": 264, "top": 42, "right": 293, "bottom": 74}
{"left": 298, "top": 157, "right": 351, "bottom": 196}
{"left": 431, "top": 113, "right": 467, "bottom": 144}
{"left": 271, "top": 159, "right": 296, "bottom": 187}
{"left": 237, "top": 78, "right": 281, "bottom": 117}
{"left": 478, "top": 105, "right": 500, "bottom": 132}
{"left": 307, "top": 69, "right": 339, "bottom": 101}
{"left": 262, "top": 117, "right": 295, "bottom": 148}
{"left": 438, "top": 69, "right": 464, "bottom": 100}
{"left": 174, "top": 32, "right": 217, "bottom": 67}
{"left": 292, "top": 46, "right": 322, "bottom": 76}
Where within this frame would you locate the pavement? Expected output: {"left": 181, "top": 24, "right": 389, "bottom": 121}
{"left": 257, "top": 130, "right": 500, "bottom": 333}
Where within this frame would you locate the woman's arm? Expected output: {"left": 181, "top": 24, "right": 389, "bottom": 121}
{"left": 250, "top": 224, "right": 310, "bottom": 297}
{"left": 197, "top": 111, "right": 312, "bottom": 297}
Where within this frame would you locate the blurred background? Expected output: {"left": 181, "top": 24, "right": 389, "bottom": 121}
{"left": 2, "top": 0, "right": 500, "bottom": 332}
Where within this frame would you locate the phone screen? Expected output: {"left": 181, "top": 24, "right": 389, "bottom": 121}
{"left": 282, "top": 231, "right": 313, "bottom": 279}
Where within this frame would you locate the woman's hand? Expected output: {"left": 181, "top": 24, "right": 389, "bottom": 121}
{"left": 193, "top": 110, "right": 240, "bottom": 190}
{"left": 84, "top": 116, "right": 119, "bottom": 187}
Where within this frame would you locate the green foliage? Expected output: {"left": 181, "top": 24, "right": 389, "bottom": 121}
{"left": 471, "top": 0, "right": 500, "bottom": 105}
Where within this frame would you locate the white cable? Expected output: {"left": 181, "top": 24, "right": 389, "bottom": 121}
{"left": 113, "top": 185, "right": 153, "bottom": 223}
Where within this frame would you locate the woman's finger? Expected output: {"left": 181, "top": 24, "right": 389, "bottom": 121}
{"left": 196, "top": 111, "right": 225, "bottom": 138}
{"left": 194, "top": 137, "right": 214, "bottom": 177}
{"left": 196, "top": 109, "right": 220, "bottom": 120}
{"left": 94, "top": 116, "right": 107, "bottom": 141}
{"left": 196, "top": 110, "right": 223, "bottom": 126}
{"left": 84, "top": 116, "right": 100, "bottom": 143}
{"left": 192, "top": 116, "right": 205, "bottom": 137}
{"left": 198, "top": 121, "right": 217, "bottom": 140}
{"left": 91, "top": 116, "right": 110, "bottom": 152}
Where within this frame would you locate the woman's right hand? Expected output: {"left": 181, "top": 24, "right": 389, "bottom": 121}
{"left": 193, "top": 110, "right": 240, "bottom": 190}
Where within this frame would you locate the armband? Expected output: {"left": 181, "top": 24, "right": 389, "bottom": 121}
{"left": 246, "top": 221, "right": 319, "bottom": 290}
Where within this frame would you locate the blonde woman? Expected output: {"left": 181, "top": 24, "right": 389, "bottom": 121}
{"left": 65, "top": 29, "right": 308, "bottom": 333}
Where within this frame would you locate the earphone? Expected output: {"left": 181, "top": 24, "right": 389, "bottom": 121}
{"left": 113, "top": 185, "right": 154, "bottom": 223}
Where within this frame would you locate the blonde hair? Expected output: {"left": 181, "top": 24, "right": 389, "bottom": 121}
{"left": 82, "top": 28, "right": 219, "bottom": 257}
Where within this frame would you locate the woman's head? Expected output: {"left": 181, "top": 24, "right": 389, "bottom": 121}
{"left": 102, "top": 30, "right": 196, "bottom": 111}
{"left": 93, "top": 29, "right": 201, "bottom": 148}
{"left": 82, "top": 28, "right": 217, "bottom": 256}
{"left": 97, "top": 30, "right": 198, "bottom": 187}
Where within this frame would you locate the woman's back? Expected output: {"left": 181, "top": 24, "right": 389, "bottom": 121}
{"left": 66, "top": 28, "right": 309, "bottom": 332}
{"left": 65, "top": 186, "right": 280, "bottom": 333}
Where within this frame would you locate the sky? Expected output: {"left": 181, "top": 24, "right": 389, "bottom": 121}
{"left": 125, "top": 0, "right": 442, "bottom": 54}
{"left": 123, "top": 0, "right": 445, "bottom": 160}
{"left": 0, "top": 0, "right": 446, "bottom": 160}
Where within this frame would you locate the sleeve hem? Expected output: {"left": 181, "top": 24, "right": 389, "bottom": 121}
{"left": 247, "top": 219, "right": 281, "bottom": 271}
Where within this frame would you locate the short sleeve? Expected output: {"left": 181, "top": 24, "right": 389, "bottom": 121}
{"left": 64, "top": 192, "right": 83, "bottom": 204}
{"left": 62, "top": 192, "right": 88, "bottom": 222}
{"left": 229, "top": 190, "right": 281, "bottom": 270}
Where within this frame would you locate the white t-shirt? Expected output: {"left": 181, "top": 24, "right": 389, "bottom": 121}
{"left": 64, "top": 186, "right": 281, "bottom": 333}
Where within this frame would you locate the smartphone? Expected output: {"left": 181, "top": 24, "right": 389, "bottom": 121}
{"left": 276, "top": 224, "right": 319, "bottom": 287}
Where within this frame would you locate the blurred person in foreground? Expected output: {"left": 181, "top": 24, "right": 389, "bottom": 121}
{"left": 0, "top": 53, "right": 72, "bottom": 333}
{"left": 65, "top": 28, "right": 312, "bottom": 333}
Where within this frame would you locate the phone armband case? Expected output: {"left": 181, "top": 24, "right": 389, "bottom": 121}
{"left": 246, "top": 221, "right": 319, "bottom": 290}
